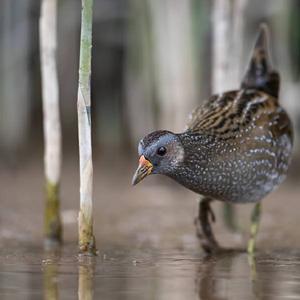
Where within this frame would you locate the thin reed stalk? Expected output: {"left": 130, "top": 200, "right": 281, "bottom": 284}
{"left": 39, "top": 0, "right": 62, "bottom": 246}
{"left": 77, "top": 0, "right": 96, "bottom": 255}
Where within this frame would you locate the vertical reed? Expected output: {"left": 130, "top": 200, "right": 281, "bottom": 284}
{"left": 40, "top": 0, "right": 62, "bottom": 246}
{"left": 77, "top": 0, "right": 96, "bottom": 255}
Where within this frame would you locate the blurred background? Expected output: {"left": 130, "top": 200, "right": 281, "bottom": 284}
{"left": 1, "top": 0, "right": 300, "bottom": 160}
{"left": 1, "top": 1, "right": 300, "bottom": 299}
{"left": 0, "top": 0, "right": 300, "bottom": 246}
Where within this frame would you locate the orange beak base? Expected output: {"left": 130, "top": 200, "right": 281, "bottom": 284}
{"left": 132, "top": 155, "right": 153, "bottom": 185}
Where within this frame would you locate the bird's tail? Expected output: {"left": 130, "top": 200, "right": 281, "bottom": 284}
{"left": 241, "top": 24, "right": 280, "bottom": 98}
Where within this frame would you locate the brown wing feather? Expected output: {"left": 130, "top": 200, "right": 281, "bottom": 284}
{"left": 186, "top": 91, "right": 237, "bottom": 132}
{"left": 186, "top": 89, "right": 281, "bottom": 139}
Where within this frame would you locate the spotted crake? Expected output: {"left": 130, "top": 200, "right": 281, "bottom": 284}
{"left": 132, "top": 25, "right": 293, "bottom": 253}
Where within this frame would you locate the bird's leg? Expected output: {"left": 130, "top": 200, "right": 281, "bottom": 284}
{"left": 247, "top": 203, "right": 261, "bottom": 254}
{"left": 195, "top": 197, "right": 220, "bottom": 253}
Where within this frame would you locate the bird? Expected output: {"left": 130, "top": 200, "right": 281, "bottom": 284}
{"left": 132, "top": 25, "right": 293, "bottom": 254}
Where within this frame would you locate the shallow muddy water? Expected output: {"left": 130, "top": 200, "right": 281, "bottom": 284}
{"left": 1, "top": 245, "right": 300, "bottom": 300}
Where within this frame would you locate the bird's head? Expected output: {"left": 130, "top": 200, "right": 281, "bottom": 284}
{"left": 132, "top": 130, "right": 184, "bottom": 185}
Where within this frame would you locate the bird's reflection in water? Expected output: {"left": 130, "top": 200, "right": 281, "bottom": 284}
{"left": 78, "top": 256, "right": 96, "bottom": 300}
{"left": 43, "top": 249, "right": 60, "bottom": 300}
{"left": 196, "top": 250, "right": 259, "bottom": 300}
{"left": 247, "top": 254, "right": 260, "bottom": 298}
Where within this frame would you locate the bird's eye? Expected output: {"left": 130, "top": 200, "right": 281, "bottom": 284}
{"left": 157, "top": 146, "right": 167, "bottom": 156}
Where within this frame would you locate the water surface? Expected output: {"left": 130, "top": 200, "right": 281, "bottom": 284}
{"left": 1, "top": 245, "right": 300, "bottom": 299}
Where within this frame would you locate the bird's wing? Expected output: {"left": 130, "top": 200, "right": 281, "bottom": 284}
{"left": 186, "top": 89, "right": 279, "bottom": 137}
{"left": 186, "top": 91, "right": 238, "bottom": 133}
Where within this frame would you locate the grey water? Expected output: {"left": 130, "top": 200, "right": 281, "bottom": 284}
{"left": 1, "top": 245, "right": 300, "bottom": 300}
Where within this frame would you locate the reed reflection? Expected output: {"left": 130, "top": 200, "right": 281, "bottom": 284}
{"left": 43, "top": 250, "right": 60, "bottom": 300}
{"left": 78, "top": 256, "right": 95, "bottom": 300}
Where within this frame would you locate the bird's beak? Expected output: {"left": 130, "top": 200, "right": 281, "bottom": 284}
{"left": 132, "top": 155, "right": 153, "bottom": 185}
